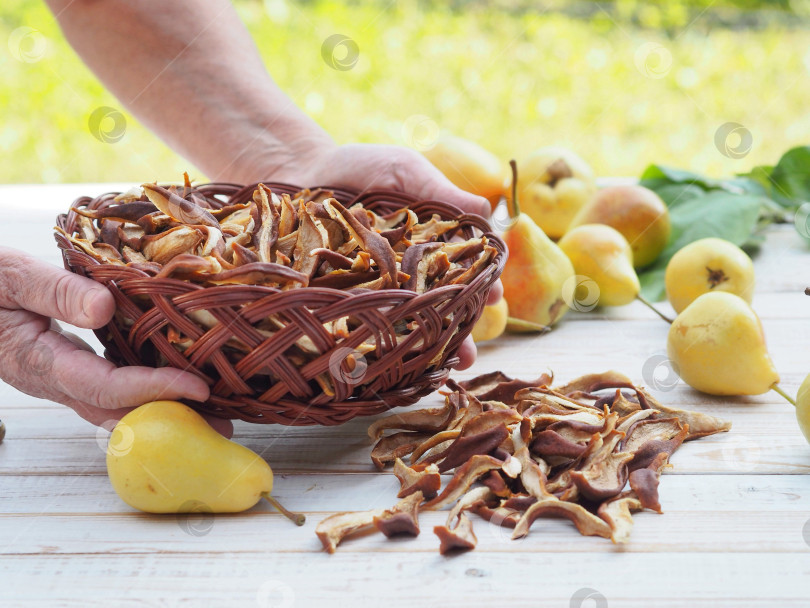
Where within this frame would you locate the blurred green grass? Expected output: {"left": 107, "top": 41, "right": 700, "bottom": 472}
{"left": 1, "top": 0, "right": 809, "bottom": 183}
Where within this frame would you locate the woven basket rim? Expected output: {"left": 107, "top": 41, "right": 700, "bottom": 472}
{"left": 55, "top": 181, "right": 507, "bottom": 300}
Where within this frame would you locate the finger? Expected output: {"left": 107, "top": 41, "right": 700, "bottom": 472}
{"left": 453, "top": 336, "right": 477, "bottom": 370}
{"left": 0, "top": 248, "right": 115, "bottom": 329}
{"left": 486, "top": 279, "right": 504, "bottom": 306}
{"left": 408, "top": 156, "right": 492, "bottom": 218}
{"left": 46, "top": 338, "right": 211, "bottom": 409}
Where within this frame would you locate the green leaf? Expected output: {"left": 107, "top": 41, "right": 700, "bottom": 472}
{"left": 768, "top": 145, "right": 810, "bottom": 205}
{"left": 640, "top": 164, "right": 728, "bottom": 191}
{"left": 652, "top": 183, "right": 706, "bottom": 208}
{"left": 638, "top": 192, "right": 763, "bottom": 301}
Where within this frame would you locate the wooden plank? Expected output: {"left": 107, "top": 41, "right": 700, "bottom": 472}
{"left": 0, "top": 474, "right": 807, "bottom": 515}
{"left": 1, "top": 420, "right": 807, "bottom": 476}
{"left": 1, "top": 553, "right": 809, "bottom": 606}
{"left": 0, "top": 393, "right": 797, "bottom": 437}
{"left": 0, "top": 506, "right": 809, "bottom": 555}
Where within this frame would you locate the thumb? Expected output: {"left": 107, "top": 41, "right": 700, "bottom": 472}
{"left": 0, "top": 247, "right": 115, "bottom": 328}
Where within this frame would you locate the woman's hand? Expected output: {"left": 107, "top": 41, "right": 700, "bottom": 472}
{"left": 0, "top": 247, "right": 232, "bottom": 436}
{"left": 272, "top": 143, "right": 504, "bottom": 369}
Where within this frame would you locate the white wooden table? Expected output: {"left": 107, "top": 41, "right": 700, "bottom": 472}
{"left": 1, "top": 184, "right": 809, "bottom": 607}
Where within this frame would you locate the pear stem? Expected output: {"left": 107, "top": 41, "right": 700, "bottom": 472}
{"left": 636, "top": 294, "right": 674, "bottom": 324}
{"left": 261, "top": 492, "right": 306, "bottom": 526}
{"left": 771, "top": 383, "right": 797, "bottom": 407}
{"left": 508, "top": 159, "right": 520, "bottom": 218}
{"left": 506, "top": 316, "right": 551, "bottom": 334}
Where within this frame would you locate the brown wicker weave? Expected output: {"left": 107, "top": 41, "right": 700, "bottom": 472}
{"left": 55, "top": 182, "right": 506, "bottom": 426}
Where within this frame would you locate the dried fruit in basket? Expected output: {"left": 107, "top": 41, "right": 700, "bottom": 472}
{"left": 316, "top": 370, "right": 731, "bottom": 553}
{"left": 60, "top": 177, "right": 496, "bottom": 293}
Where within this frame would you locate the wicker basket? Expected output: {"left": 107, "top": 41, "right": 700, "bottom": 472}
{"left": 55, "top": 182, "right": 506, "bottom": 426}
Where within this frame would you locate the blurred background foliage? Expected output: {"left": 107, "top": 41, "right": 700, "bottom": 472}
{"left": 0, "top": 0, "right": 808, "bottom": 183}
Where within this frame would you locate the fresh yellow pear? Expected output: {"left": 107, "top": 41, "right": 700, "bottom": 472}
{"left": 506, "top": 147, "right": 596, "bottom": 239}
{"left": 793, "top": 374, "right": 810, "bottom": 444}
{"left": 558, "top": 224, "right": 640, "bottom": 307}
{"left": 106, "top": 401, "right": 304, "bottom": 523}
{"left": 501, "top": 160, "right": 575, "bottom": 329}
{"left": 665, "top": 237, "right": 755, "bottom": 314}
{"left": 569, "top": 185, "right": 670, "bottom": 268}
{"left": 423, "top": 134, "right": 507, "bottom": 209}
{"left": 471, "top": 298, "right": 508, "bottom": 342}
{"left": 667, "top": 292, "right": 779, "bottom": 395}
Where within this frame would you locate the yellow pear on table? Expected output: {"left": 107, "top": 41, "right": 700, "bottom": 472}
{"left": 665, "top": 237, "right": 755, "bottom": 314}
{"left": 471, "top": 297, "right": 509, "bottom": 342}
{"left": 793, "top": 374, "right": 810, "bottom": 444}
{"left": 501, "top": 160, "right": 575, "bottom": 329}
{"left": 507, "top": 147, "right": 596, "bottom": 239}
{"left": 106, "top": 401, "right": 304, "bottom": 523}
{"left": 667, "top": 292, "right": 779, "bottom": 396}
{"left": 558, "top": 224, "right": 640, "bottom": 307}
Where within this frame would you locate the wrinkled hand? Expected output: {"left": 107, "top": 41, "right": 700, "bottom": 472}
{"left": 278, "top": 143, "right": 504, "bottom": 368}
{"left": 0, "top": 247, "right": 232, "bottom": 436}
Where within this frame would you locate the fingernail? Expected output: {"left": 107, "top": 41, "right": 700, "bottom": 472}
{"left": 81, "top": 287, "right": 107, "bottom": 323}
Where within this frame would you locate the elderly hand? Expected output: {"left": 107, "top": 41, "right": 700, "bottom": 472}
{"left": 0, "top": 247, "right": 232, "bottom": 436}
